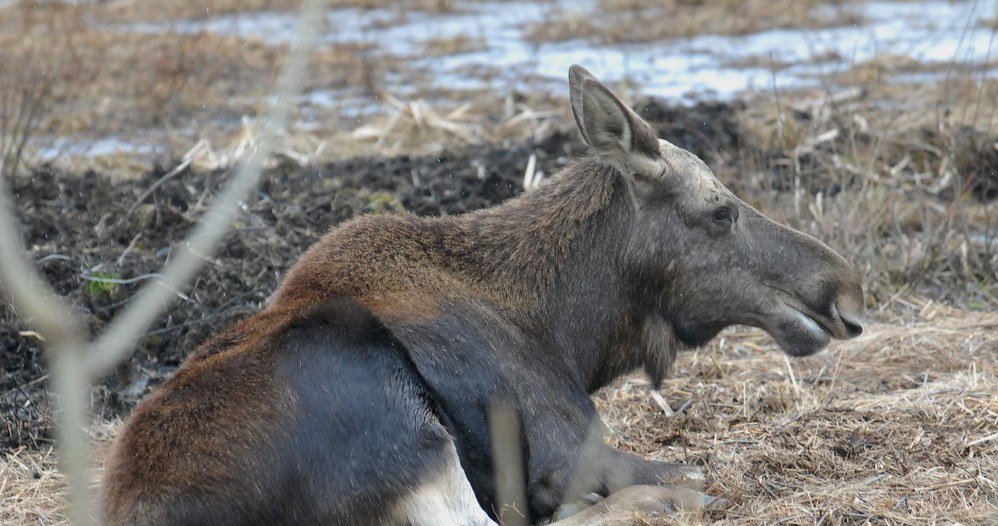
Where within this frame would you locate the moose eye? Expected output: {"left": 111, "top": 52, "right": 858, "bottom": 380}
{"left": 712, "top": 206, "right": 733, "bottom": 223}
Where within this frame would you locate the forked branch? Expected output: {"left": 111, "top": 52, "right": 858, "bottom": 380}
{"left": 0, "top": 1, "right": 328, "bottom": 524}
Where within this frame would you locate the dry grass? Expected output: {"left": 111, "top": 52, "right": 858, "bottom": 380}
{"left": 0, "top": 2, "right": 405, "bottom": 136}
{"left": 0, "top": 0, "right": 414, "bottom": 174}
{"left": 596, "top": 300, "right": 998, "bottom": 525}
{"left": 0, "top": 3, "right": 283, "bottom": 136}
{"left": 92, "top": 0, "right": 304, "bottom": 23}
{"left": 524, "top": 0, "right": 865, "bottom": 44}
{"left": 0, "top": 419, "right": 118, "bottom": 526}
{"left": 1, "top": 448, "right": 66, "bottom": 526}
{"left": 420, "top": 34, "right": 488, "bottom": 57}
{"left": 0, "top": 0, "right": 550, "bottom": 174}
{"left": 723, "top": 77, "right": 998, "bottom": 311}
{"left": 349, "top": 91, "right": 566, "bottom": 155}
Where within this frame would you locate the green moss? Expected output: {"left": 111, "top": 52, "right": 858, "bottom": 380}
{"left": 366, "top": 191, "right": 405, "bottom": 214}
{"left": 85, "top": 272, "right": 120, "bottom": 301}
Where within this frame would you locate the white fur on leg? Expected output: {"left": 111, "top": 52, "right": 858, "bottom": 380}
{"left": 391, "top": 441, "right": 497, "bottom": 526}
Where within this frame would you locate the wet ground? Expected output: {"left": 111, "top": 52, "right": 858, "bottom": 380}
{"left": 3, "top": 0, "right": 996, "bottom": 165}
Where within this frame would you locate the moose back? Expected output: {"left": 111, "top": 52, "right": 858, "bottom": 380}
{"left": 101, "top": 66, "right": 864, "bottom": 526}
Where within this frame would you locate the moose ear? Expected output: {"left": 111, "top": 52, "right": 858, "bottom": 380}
{"left": 568, "top": 65, "right": 659, "bottom": 159}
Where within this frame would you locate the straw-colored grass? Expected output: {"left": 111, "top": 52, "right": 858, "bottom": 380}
{"left": 1, "top": 448, "right": 66, "bottom": 525}
{"left": 596, "top": 300, "right": 998, "bottom": 524}
{"left": 524, "top": 0, "right": 865, "bottom": 44}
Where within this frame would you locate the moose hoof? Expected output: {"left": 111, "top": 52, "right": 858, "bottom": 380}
{"left": 550, "top": 493, "right": 604, "bottom": 522}
{"left": 660, "top": 462, "right": 707, "bottom": 491}
{"left": 547, "top": 485, "right": 717, "bottom": 526}
{"left": 612, "top": 485, "right": 710, "bottom": 514}
{"left": 702, "top": 493, "right": 730, "bottom": 510}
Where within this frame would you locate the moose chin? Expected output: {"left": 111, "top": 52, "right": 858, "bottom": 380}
{"left": 101, "top": 65, "right": 864, "bottom": 526}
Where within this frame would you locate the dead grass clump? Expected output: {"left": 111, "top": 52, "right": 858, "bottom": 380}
{"left": 420, "top": 35, "right": 487, "bottom": 57}
{"left": 350, "top": 92, "right": 566, "bottom": 156}
{"left": 596, "top": 304, "right": 998, "bottom": 525}
{"left": 0, "top": 418, "right": 120, "bottom": 526}
{"left": 95, "top": 0, "right": 305, "bottom": 23}
{"left": 724, "top": 79, "right": 998, "bottom": 311}
{"left": 525, "top": 0, "right": 864, "bottom": 44}
{"left": 822, "top": 54, "right": 998, "bottom": 88}
{"left": 0, "top": 0, "right": 413, "bottom": 173}
{"left": 708, "top": 373, "right": 998, "bottom": 525}
{"left": 0, "top": 5, "right": 284, "bottom": 136}
{"left": 329, "top": 0, "right": 460, "bottom": 12}
{"left": 351, "top": 95, "right": 489, "bottom": 152}
{"left": 0, "top": 448, "right": 66, "bottom": 526}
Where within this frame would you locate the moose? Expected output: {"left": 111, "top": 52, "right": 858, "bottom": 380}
{"left": 101, "top": 66, "right": 865, "bottom": 525}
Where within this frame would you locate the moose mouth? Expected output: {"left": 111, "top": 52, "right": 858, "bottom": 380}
{"left": 669, "top": 308, "right": 830, "bottom": 355}
{"left": 768, "top": 308, "right": 834, "bottom": 357}
{"left": 668, "top": 301, "right": 861, "bottom": 358}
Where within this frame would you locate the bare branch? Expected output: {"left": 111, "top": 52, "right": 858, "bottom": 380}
{"left": 489, "top": 401, "right": 530, "bottom": 526}
{"left": 0, "top": 87, "right": 91, "bottom": 526}
{"left": 84, "top": 0, "right": 329, "bottom": 379}
{"left": 0, "top": 171, "right": 83, "bottom": 345}
{"left": 0, "top": 2, "right": 329, "bottom": 525}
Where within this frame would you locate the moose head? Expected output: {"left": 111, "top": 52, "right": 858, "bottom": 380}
{"left": 567, "top": 65, "right": 864, "bottom": 367}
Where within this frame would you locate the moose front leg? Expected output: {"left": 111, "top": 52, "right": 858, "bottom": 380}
{"left": 548, "top": 485, "right": 712, "bottom": 526}
{"left": 528, "top": 438, "right": 708, "bottom": 521}
{"left": 598, "top": 446, "right": 706, "bottom": 493}
{"left": 522, "top": 393, "right": 709, "bottom": 520}
{"left": 545, "top": 448, "right": 719, "bottom": 525}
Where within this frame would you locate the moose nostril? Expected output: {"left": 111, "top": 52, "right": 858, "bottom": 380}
{"left": 840, "top": 314, "right": 864, "bottom": 338}
{"left": 831, "top": 299, "right": 865, "bottom": 339}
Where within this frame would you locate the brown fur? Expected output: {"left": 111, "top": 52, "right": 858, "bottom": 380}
{"left": 103, "top": 334, "right": 295, "bottom": 524}
{"left": 274, "top": 161, "right": 618, "bottom": 324}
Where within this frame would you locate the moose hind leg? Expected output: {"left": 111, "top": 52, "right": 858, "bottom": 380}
{"left": 391, "top": 440, "right": 496, "bottom": 526}
{"left": 275, "top": 298, "right": 494, "bottom": 524}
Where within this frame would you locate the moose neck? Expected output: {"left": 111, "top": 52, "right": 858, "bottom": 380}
{"left": 450, "top": 159, "right": 654, "bottom": 392}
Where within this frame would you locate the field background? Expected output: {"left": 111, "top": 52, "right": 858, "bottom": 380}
{"left": 1, "top": 0, "right": 996, "bottom": 524}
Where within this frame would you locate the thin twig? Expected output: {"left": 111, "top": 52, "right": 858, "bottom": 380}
{"left": 126, "top": 140, "right": 207, "bottom": 216}
{"left": 0, "top": 2, "right": 329, "bottom": 525}
{"left": 649, "top": 389, "right": 675, "bottom": 416}
{"left": 84, "top": 0, "right": 329, "bottom": 379}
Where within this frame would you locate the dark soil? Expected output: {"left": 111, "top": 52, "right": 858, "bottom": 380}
{"left": 0, "top": 99, "right": 745, "bottom": 452}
